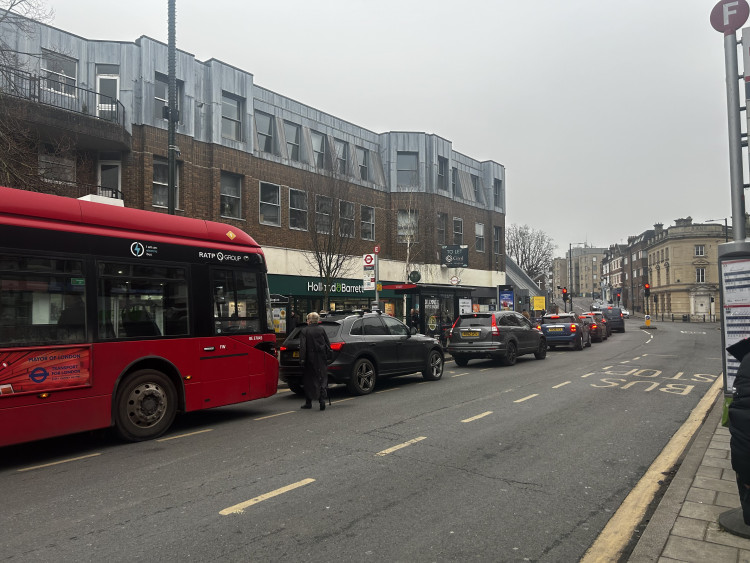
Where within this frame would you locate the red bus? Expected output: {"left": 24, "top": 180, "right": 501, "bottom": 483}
{"left": 0, "top": 187, "right": 278, "bottom": 446}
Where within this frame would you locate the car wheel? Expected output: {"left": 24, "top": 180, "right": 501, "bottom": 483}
{"left": 346, "top": 357, "right": 377, "bottom": 395}
{"left": 574, "top": 335, "right": 583, "bottom": 351}
{"left": 422, "top": 349, "right": 444, "bottom": 381}
{"left": 287, "top": 381, "right": 305, "bottom": 396}
{"left": 454, "top": 356, "right": 469, "bottom": 367}
{"left": 534, "top": 340, "right": 547, "bottom": 360}
{"left": 502, "top": 341, "right": 518, "bottom": 366}
{"left": 114, "top": 369, "right": 177, "bottom": 442}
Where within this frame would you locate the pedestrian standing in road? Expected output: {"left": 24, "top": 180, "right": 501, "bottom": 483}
{"left": 299, "top": 312, "right": 332, "bottom": 411}
{"left": 727, "top": 337, "right": 750, "bottom": 524}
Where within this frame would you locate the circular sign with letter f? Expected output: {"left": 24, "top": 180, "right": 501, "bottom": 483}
{"left": 711, "top": 0, "right": 750, "bottom": 34}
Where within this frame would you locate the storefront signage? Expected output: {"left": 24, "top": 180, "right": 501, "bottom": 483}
{"left": 307, "top": 281, "right": 365, "bottom": 294}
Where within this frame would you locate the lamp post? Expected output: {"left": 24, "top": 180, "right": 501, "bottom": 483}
{"left": 705, "top": 218, "right": 729, "bottom": 242}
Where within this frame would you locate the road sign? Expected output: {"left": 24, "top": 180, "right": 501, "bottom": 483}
{"left": 363, "top": 253, "right": 374, "bottom": 266}
{"left": 450, "top": 276, "right": 459, "bottom": 285}
{"left": 374, "top": 245, "right": 380, "bottom": 254}
{"left": 711, "top": 0, "right": 749, "bottom": 34}
{"left": 363, "top": 254, "right": 375, "bottom": 290}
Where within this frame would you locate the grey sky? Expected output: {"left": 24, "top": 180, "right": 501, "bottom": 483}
{"left": 47, "top": 0, "right": 733, "bottom": 256}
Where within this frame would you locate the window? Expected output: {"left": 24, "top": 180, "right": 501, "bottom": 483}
{"left": 220, "top": 173, "right": 242, "bottom": 218}
{"left": 0, "top": 254, "right": 86, "bottom": 347}
{"left": 39, "top": 146, "right": 75, "bottom": 184}
{"left": 397, "top": 152, "right": 418, "bottom": 186}
{"left": 356, "top": 146, "right": 369, "bottom": 181}
{"left": 696, "top": 268, "right": 705, "bottom": 283}
{"left": 259, "top": 182, "right": 280, "bottom": 226}
{"left": 475, "top": 223, "right": 485, "bottom": 252}
{"left": 334, "top": 138, "right": 348, "bottom": 174}
{"left": 153, "top": 72, "right": 181, "bottom": 122}
{"left": 284, "top": 121, "right": 301, "bottom": 161}
{"left": 212, "top": 268, "right": 262, "bottom": 335}
{"left": 437, "top": 213, "right": 447, "bottom": 245}
{"left": 493, "top": 226, "right": 502, "bottom": 255}
{"left": 471, "top": 174, "right": 480, "bottom": 202}
{"left": 289, "top": 189, "right": 308, "bottom": 230}
{"left": 340, "top": 200, "right": 355, "bottom": 237}
{"left": 397, "top": 210, "right": 418, "bottom": 243}
{"left": 221, "top": 93, "right": 242, "bottom": 141}
{"left": 361, "top": 205, "right": 375, "bottom": 240}
{"left": 98, "top": 262, "right": 189, "bottom": 339}
{"left": 438, "top": 157, "right": 448, "bottom": 191}
{"left": 452, "top": 167, "right": 460, "bottom": 198}
{"left": 311, "top": 131, "right": 327, "bottom": 168}
{"left": 695, "top": 245, "right": 705, "bottom": 257}
{"left": 152, "top": 157, "right": 179, "bottom": 208}
{"left": 493, "top": 178, "right": 503, "bottom": 208}
{"left": 255, "top": 111, "right": 275, "bottom": 154}
{"left": 453, "top": 218, "right": 463, "bottom": 245}
{"left": 41, "top": 50, "right": 76, "bottom": 95}
{"left": 316, "top": 195, "right": 332, "bottom": 234}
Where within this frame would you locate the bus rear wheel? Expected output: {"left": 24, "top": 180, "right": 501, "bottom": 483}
{"left": 114, "top": 370, "right": 177, "bottom": 441}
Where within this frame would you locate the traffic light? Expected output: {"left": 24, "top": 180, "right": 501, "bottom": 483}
{"left": 644, "top": 283, "right": 651, "bottom": 297}
{"left": 562, "top": 287, "right": 568, "bottom": 301}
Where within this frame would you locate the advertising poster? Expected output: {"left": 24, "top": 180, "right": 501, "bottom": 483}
{"left": 499, "top": 290, "right": 514, "bottom": 311}
{"left": 0, "top": 346, "right": 91, "bottom": 396}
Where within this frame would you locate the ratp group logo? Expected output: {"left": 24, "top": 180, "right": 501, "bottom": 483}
{"left": 130, "top": 242, "right": 145, "bottom": 257}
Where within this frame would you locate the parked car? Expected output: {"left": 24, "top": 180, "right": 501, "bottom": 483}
{"left": 540, "top": 313, "right": 591, "bottom": 350}
{"left": 579, "top": 312, "right": 608, "bottom": 342}
{"left": 446, "top": 311, "right": 547, "bottom": 367}
{"left": 601, "top": 306, "right": 625, "bottom": 332}
{"left": 279, "top": 311, "right": 444, "bottom": 395}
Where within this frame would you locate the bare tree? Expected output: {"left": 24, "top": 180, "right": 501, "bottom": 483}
{"left": 0, "top": 1, "right": 54, "bottom": 67}
{"left": 301, "top": 169, "right": 360, "bottom": 310}
{"left": 505, "top": 224, "right": 556, "bottom": 280}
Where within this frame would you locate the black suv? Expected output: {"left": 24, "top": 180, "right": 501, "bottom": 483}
{"left": 446, "top": 311, "right": 547, "bottom": 367}
{"left": 601, "top": 306, "right": 625, "bottom": 332}
{"left": 279, "top": 311, "right": 444, "bottom": 395}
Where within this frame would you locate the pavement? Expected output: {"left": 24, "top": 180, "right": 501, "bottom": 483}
{"left": 627, "top": 392, "right": 750, "bottom": 562}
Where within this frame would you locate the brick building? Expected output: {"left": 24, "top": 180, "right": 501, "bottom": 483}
{"left": 0, "top": 14, "right": 508, "bottom": 334}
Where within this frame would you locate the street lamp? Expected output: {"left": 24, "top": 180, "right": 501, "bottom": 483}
{"left": 705, "top": 218, "right": 729, "bottom": 242}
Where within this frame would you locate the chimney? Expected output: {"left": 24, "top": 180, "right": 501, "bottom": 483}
{"left": 674, "top": 217, "right": 693, "bottom": 227}
{"left": 654, "top": 223, "right": 663, "bottom": 235}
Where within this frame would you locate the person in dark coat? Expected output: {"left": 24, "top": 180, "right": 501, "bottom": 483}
{"left": 299, "top": 312, "right": 331, "bottom": 411}
{"left": 728, "top": 337, "right": 750, "bottom": 524}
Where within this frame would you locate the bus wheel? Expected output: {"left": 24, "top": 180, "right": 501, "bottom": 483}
{"left": 114, "top": 370, "right": 177, "bottom": 441}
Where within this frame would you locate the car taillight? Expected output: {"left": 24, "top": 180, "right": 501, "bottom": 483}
{"left": 449, "top": 317, "right": 459, "bottom": 337}
{"left": 591, "top": 324, "right": 597, "bottom": 329}
{"left": 330, "top": 341, "right": 345, "bottom": 351}
{"left": 279, "top": 346, "right": 288, "bottom": 351}
{"left": 536, "top": 324, "right": 541, "bottom": 330}
{"left": 620, "top": 313, "right": 623, "bottom": 319}
{"left": 491, "top": 314, "right": 499, "bottom": 335}
{"left": 570, "top": 324, "right": 577, "bottom": 332}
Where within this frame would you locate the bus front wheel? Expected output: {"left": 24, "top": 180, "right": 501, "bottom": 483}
{"left": 114, "top": 370, "right": 177, "bottom": 441}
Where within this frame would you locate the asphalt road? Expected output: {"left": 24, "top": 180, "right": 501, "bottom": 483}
{"left": 0, "top": 318, "right": 723, "bottom": 562}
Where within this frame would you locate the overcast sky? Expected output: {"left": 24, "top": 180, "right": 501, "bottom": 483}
{"left": 46, "top": 0, "right": 734, "bottom": 257}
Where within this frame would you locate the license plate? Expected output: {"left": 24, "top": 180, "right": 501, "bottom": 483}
{"left": 463, "top": 331, "right": 480, "bottom": 337}
{"left": 292, "top": 351, "right": 299, "bottom": 358}
{"left": 548, "top": 327, "right": 563, "bottom": 332}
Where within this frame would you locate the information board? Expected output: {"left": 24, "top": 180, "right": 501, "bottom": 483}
{"left": 721, "top": 257, "right": 750, "bottom": 392}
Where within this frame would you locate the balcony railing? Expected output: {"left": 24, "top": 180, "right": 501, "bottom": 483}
{"left": 0, "top": 64, "right": 126, "bottom": 127}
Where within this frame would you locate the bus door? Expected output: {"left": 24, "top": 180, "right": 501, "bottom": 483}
{"left": 194, "top": 268, "right": 269, "bottom": 409}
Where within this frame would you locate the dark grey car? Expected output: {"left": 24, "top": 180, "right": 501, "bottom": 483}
{"left": 279, "top": 311, "right": 444, "bottom": 395}
{"left": 601, "top": 306, "right": 625, "bottom": 332}
{"left": 446, "top": 311, "right": 547, "bottom": 367}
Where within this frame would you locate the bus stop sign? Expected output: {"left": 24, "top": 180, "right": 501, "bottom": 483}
{"left": 711, "top": 0, "right": 749, "bottom": 34}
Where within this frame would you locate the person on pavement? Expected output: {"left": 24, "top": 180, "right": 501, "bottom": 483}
{"left": 727, "top": 337, "right": 750, "bottom": 525}
{"left": 299, "top": 311, "right": 331, "bottom": 411}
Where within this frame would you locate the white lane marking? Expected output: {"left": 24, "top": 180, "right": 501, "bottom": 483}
{"left": 462, "top": 411, "right": 493, "bottom": 423}
{"left": 553, "top": 381, "right": 571, "bottom": 389}
{"left": 375, "top": 436, "right": 427, "bottom": 457}
{"left": 220, "top": 478, "right": 316, "bottom": 515}
{"left": 254, "top": 411, "right": 295, "bottom": 421}
{"left": 514, "top": 394, "right": 538, "bottom": 403}
{"left": 375, "top": 388, "right": 400, "bottom": 393}
{"left": 581, "top": 373, "right": 595, "bottom": 378}
{"left": 452, "top": 372, "right": 470, "bottom": 378}
{"left": 157, "top": 429, "right": 214, "bottom": 441}
{"left": 18, "top": 453, "right": 101, "bottom": 472}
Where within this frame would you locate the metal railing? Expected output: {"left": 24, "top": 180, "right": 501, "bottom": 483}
{"left": 0, "top": 65, "right": 126, "bottom": 127}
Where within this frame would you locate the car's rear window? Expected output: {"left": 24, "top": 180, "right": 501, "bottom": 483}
{"left": 455, "top": 314, "right": 493, "bottom": 328}
{"left": 602, "top": 309, "right": 622, "bottom": 318}
{"left": 543, "top": 315, "right": 574, "bottom": 323}
{"left": 288, "top": 322, "right": 341, "bottom": 340}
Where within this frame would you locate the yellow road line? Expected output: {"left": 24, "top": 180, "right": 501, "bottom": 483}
{"left": 451, "top": 372, "right": 469, "bottom": 378}
{"left": 581, "top": 376, "right": 723, "bottom": 562}
{"left": 462, "top": 411, "right": 493, "bottom": 423}
{"left": 620, "top": 360, "right": 630, "bottom": 364}
{"left": 276, "top": 388, "right": 291, "bottom": 393}
{"left": 254, "top": 411, "right": 295, "bottom": 420}
{"left": 157, "top": 429, "right": 214, "bottom": 441}
{"left": 332, "top": 397, "right": 355, "bottom": 404}
{"left": 581, "top": 372, "right": 595, "bottom": 378}
{"left": 603, "top": 366, "right": 613, "bottom": 370}
{"left": 18, "top": 453, "right": 101, "bottom": 472}
{"left": 220, "top": 478, "right": 316, "bottom": 515}
{"left": 375, "top": 387, "right": 400, "bottom": 393}
{"left": 514, "top": 394, "right": 538, "bottom": 403}
{"left": 553, "top": 381, "right": 571, "bottom": 389}
{"left": 375, "top": 436, "right": 427, "bottom": 457}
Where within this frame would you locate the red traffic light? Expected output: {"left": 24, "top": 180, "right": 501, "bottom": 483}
{"left": 644, "top": 283, "right": 650, "bottom": 289}
{"left": 562, "top": 288, "right": 567, "bottom": 294}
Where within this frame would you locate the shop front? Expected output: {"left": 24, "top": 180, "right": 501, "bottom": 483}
{"left": 267, "top": 274, "right": 401, "bottom": 337}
